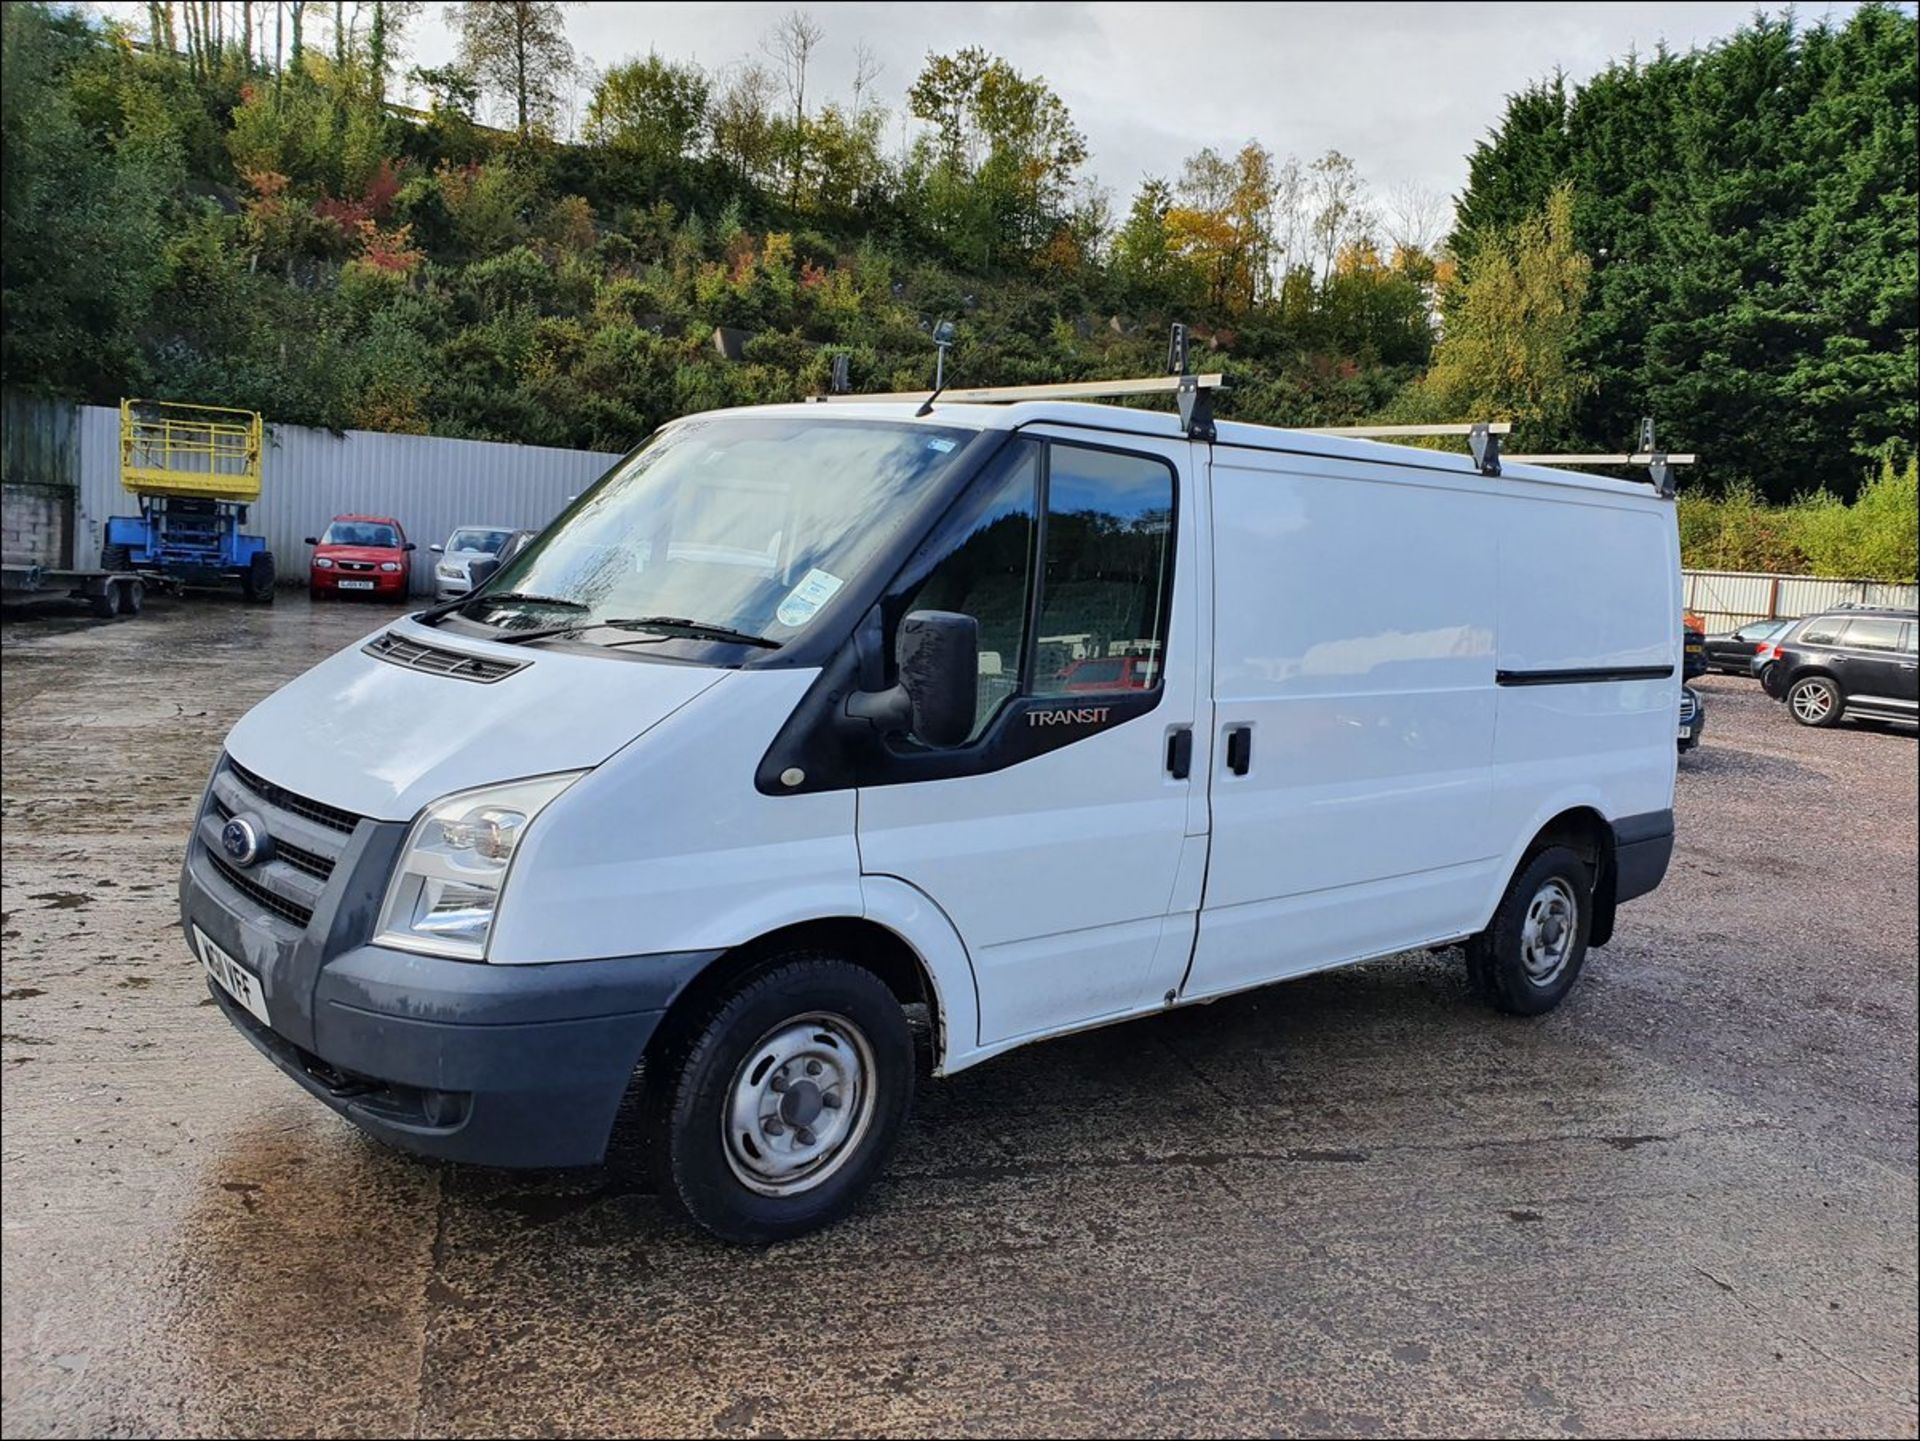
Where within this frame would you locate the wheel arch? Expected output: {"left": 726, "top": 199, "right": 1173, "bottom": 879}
{"left": 645, "top": 914, "right": 960, "bottom": 1078}
{"left": 1494, "top": 804, "right": 1621, "bottom": 947}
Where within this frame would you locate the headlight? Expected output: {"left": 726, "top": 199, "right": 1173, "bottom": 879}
{"left": 375, "top": 772, "right": 584, "bottom": 960}
{"left": 436, "top": 563, "right": 463, "bottom": 580}
{"left": 379, "top": 561, "right": 401, "bottom": 572}
{"left": 314, "top": 557, "right": 335, "bottom": 569}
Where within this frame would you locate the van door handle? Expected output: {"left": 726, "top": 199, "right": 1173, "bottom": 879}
{"left": 1166, "top": 727, "right": 1193, "bottom": 779}
{"left": 1225, "top": 725, "right": 1252, "bottom": 776}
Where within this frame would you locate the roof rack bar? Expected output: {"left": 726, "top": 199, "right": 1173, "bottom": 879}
{"left": 1300, "top": 422, "right": 1514, "bottom": 438}
{"left": 810, "top": 373, "right": 1227, "bottom": 407}
{"left": 1503, "top": 453, "right": 1698, "bottom": 465}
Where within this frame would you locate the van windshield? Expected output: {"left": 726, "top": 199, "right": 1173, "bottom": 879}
{"left": 461, "top": 416, "right": 977, "bottom": 645}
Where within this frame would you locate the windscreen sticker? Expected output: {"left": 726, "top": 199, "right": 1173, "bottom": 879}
{"left": 926, "top": 437, "right": 957, "bottom": 453}
{"left": 776, "top": 568, "right": 845, "bottom": 628}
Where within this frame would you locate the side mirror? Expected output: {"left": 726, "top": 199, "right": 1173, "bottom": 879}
{"left": 303, "top": 536, "right": 319, "bottom": 546}
{"left": 467, "top": 557, "right": 502, "bottom": 589}
{"left": 429, "top": 543, "right": 444, "bottom": 554}
{"left": 404, "top": 542, "right": 417, "bottom": 552}
{"left": 847, "top": 610, "right": 978, "bottom": 748}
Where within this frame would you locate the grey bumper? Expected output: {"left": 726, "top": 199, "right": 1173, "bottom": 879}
{"left": 182, "top": 822, "right": 717, "bottom": 1169}
{"left": 1612, "top": 808, "right": 1675, "bottom": 906}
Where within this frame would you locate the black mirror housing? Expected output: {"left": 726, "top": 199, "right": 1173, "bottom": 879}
{"left": 467, "top": 557, "right": 502, "bottom": 588}
{"left": 846, "top": 610, "right": 978, "bottom": 749}
{"left": 404, "top": 542, "right": 417, "bottom": 551}
{"left": 303, "top": 537, "right": 319, "bottom": 546}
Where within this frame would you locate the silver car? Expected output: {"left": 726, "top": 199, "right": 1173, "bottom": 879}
{"left": 429, "top": 525, "right": 515, "bottom": 602}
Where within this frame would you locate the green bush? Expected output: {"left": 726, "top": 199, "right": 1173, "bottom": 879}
{"left": 1678, "top": 460, "right": 1918, "bottom": 581}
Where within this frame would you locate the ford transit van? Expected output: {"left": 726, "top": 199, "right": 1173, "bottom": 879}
{"left": 182, "top": 386, "right": 1679, "bottom": 1241}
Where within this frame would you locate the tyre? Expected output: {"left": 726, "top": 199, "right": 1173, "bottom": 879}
{"left": 118, "top": 578, "right": 143, "bottom": 616}
{"left": 1465, "top": 845, "right": 1594, "bottom": 1016}
{"left": 243, "top": 551, "right": 276, "bottom": 604}
{"left": 99, "top": 543, "right": 134, "bottom": 574}
{"left": 88, "top": 587, "right": 117, "bottom": 619}
{"left": 308, "top": 584, "right": 326, "bottom": 602}
{"left": 1757, "top": 661, "right": 1779, "bottom": 691}
{"left": 1787, "top": 674, "right": 1842, "bottom": 727}
{"left": 646, "top": 955, "right": 914, "bottom": 1244}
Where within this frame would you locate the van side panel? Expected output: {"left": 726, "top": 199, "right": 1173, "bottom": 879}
{"left": 1183, "top": 455, "right": 1501, "bottom": 999}
{"left": 1482, "top": 491, "right": 1679, "bottom": 922}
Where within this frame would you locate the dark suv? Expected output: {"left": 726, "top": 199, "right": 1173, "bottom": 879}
{"left": 1760, "top": 606, "right": 1918, "bottom": 728}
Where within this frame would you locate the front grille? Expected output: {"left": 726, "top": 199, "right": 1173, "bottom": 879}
{"left": 207, "top": 851, "right": 315, "bottom": 929}
{"left": 338, "top": 560, "right": 376, "bottom": 572}
{"left": 1679, "top": 692, "right": 1698, "bottom": 722}
{"left": 209, "top": 794, "right": 336, "bottom": 880}
{"left": 226, "top": 757, "right": 361, "bottom": 835}
{"left": 364, "top": 630, "right": 526, "bottom": 684}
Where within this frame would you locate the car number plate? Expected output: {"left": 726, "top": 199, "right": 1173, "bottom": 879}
{"left": 338, "top": 579, "right": 375, "bottom": 590}
{"left": 194, "top": 925, "right": 271, "bottom": 1027}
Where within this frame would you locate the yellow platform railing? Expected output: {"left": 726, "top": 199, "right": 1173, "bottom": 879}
{"left": 119, "top": 399, "right": 262, "bottom": 501}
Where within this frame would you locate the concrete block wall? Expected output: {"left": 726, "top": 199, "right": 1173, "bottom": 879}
{"left": 1, "top": 484, "right": 73, "bottom": 569}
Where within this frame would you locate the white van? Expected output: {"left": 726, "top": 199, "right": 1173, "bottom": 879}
{"left": 182, "top": 385, "right": 1680, "bottom": 1241}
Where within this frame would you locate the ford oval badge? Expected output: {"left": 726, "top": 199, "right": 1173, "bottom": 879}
{"left": 220, "top": 814, "right": 271, "bottom": 868}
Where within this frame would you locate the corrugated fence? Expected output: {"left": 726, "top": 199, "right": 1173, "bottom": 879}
{"left": 1683, "top": 569, "right": 1918, "bottom": 631}
{"left": 62, "top": 403, "right": 623, "bottom": 595}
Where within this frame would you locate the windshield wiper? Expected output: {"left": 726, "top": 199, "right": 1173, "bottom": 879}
{"left": 465, "top": 592, "right": 589, "bottom": 614}
{"left": 600, "top": 616, "right": 782, "bottom": 649}
{"left": 486, "top": 615, "right": 782, "bottom": 651}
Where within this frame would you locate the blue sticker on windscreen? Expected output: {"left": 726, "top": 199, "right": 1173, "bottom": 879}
{"left": 927, "top": 438, "right": 956, "bottom": 453}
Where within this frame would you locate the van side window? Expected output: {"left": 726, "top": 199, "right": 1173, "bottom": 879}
{"left": 1798, "top": 616, "right": 1844, "bottom": 646}
{"left": 1030, "top": 445, "right": 1175, "bottom": 698}
{"left": 896, "top": 438, "right": 1175, "bottom": 743}
{"left": 900, "top": 444, "right": 1040, "bottom": 739}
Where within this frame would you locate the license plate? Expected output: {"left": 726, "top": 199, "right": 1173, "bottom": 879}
{"left": 338, "top": 579, "right": 375, "bottom": 590}
{"left": 194, "top": 925, "right": 271, "bottom": 1027}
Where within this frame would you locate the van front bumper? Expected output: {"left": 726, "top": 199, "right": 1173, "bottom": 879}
{"left": 182, "top": 835, "right": 718, "bottom": 1169}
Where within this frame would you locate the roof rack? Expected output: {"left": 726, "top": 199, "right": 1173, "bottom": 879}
{"left": 1504, "top": 421, "right": 1696, "bottom": 497}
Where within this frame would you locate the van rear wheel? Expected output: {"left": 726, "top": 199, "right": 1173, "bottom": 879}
{"left": 1465, "top": 845, "right": 1594, "bottom": 1016}
{"left": 645, "top": 955, "right": 914, "bottom": 1244}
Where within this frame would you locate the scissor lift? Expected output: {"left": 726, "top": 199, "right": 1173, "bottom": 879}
{"left": 105, "top": 399, "right": 276, "bottom": 602}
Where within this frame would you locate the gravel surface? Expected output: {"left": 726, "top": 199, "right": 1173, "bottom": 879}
{"left": 2, "top": 592, "right": 1915, "bottom": 1438}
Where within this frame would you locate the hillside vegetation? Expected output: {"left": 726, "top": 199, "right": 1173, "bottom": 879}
{"left": 1, "top": 2, "right": 1913, "bottom": 578}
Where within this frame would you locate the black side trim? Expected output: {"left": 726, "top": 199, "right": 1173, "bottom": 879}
{"left": 1497, "top": 665, "right": 1675, "bottom": 687}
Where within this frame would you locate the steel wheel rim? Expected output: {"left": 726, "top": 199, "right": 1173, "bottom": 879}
{"left": 1520, "top": 877, "right": 1578, "bottom": 985}
{"left": 1792, "top": 682, "right": 1832, "bottom": 722}
{"left": 722, "top": 1011, "right": 877, "bottom": 1198}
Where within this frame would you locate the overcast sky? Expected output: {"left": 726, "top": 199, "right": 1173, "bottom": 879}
{"left": 98, "top": 1, "right": 1873, "bottom": 206}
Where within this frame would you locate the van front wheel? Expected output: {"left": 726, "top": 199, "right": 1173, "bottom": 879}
{"left": 646, "top": 956, "right": 915, "bottom": 1244}
{"left": 1465, "top": 846, "right": 1594, "bottom": 1016}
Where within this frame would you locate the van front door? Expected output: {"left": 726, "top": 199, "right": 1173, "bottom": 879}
{"left": 856, "top": 431, "right": 1209, "bottom": 1049}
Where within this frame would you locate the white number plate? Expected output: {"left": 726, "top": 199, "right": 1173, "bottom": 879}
{"left": 338, "top": 579, "right": 375, "bottom": 590}
{"left": 194, "top": 925, "right": 271, "bottom": 1027}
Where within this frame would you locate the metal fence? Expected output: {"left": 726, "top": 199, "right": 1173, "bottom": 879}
{"left": 60, "top": 405, "right": 625, "bottom": 595}
{"left": 1683, "top": 569, "right": 1919, "bottom": 631}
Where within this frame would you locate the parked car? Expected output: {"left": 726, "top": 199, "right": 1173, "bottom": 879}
{"left": 182, "top": 388, "right": 1681, "bottom": 1244}
{"left": 304, "top": 515, "right": 414, "bottom": 600}
{"left": 1704, "top": 618, "right": 1793, "bottom": 675}
{"left": 1682, "top": 623, "right": 1708, "bottom": 679}
{"left": 430, "top": 525, "right": 515, "bottom": 602}
{"left": 1678, "top": 684, "right": 1706, "bottom": 752}
{"left": 1760, "top": 606, "right": 1919, "bottom": 727}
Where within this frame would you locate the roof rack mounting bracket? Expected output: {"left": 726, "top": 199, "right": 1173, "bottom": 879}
{"left": 1177, "top": 373, "right": 1215, "bottom": 443}
{"left": 1468, "top": 421, "right": 1502, "bottom": 477}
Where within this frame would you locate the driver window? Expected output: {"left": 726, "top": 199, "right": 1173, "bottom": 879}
{"left": 899, "top": 444, "right": 1040, "bottom": 740}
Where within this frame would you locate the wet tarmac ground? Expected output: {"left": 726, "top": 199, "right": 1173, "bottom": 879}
{"left": 2, "top": 591, "right": 1916, "bottom": 1438}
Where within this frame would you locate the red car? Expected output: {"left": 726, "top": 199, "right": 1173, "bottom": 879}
{"left": 304, "top": 514, "right": 415, "bottom": 599}
{"left": 1054, "top": 654, "right": 1159, "bottom": 691}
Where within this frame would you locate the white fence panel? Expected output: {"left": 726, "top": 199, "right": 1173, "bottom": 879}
{"left": 1683, "top": 568, "right": 1918, "bottom": 630}
{"left": 73, "top": 405, "right": 624, "bottom": 595}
